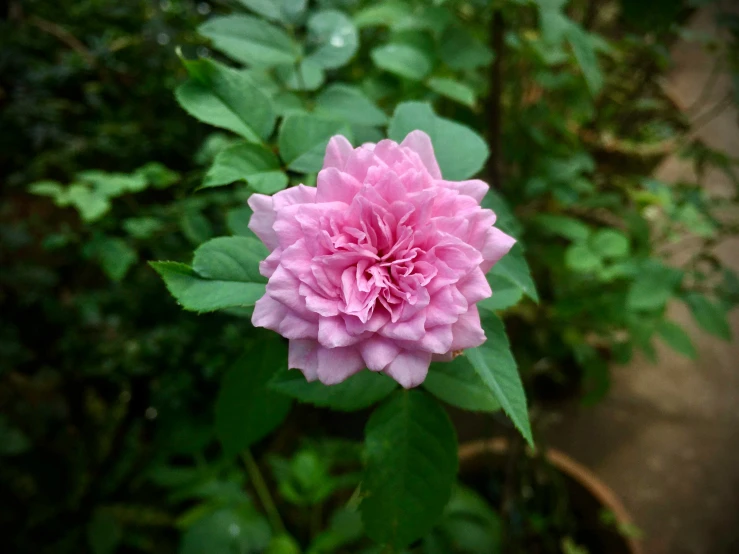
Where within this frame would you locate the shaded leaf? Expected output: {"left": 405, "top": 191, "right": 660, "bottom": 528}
{"left": 426, "top": 77, "right": 476, "bottom": 107}
{"left": 203, "top": 142, "right": 287, "bottom": 194}
{"left": 275, "top": 60, "right": 325, "bottom": 91}
{"left": 315, "top": 84, "right": 388, "bottom": 126}
{"left": 657, "top": 320, "right": 697, "bottom": 359}
{"left": 175, "top": 57, "right": 275, "bottom": 142}
{"left": 306, "top": 10, "right": 359, "bottom": 69}
{"left": 683, "top": 292, "right": 732, "bottom": 340}
{"left": 361, "top": 390, "right": 458, "bottom": 548}
{"left": 371, "top": 43, "right": 432, "bottom": 81}
{"left": 439, "top": 25, "right": 494, "bottom": 70}
{"left": 467, "top": 313, "right": 533, "bottom": 447}
{"left": 199, "top": 15, "right": 299, "bottom": 67}
{"left": 424, "top": 356, "right": 501, "bottom": 412}
{"left": 215, "top": 338, "right": 292, "bottom": 457}
{"left": 388, "top": 101, "right": 488, "bottom": 181}
{"left": 278, "top": 114, "right": 351, "bottom": 173}
{"left": 489, "top": 243, "right": 538, "bottom": 303}
{"left": 269, "top": 370, "right": 396, "bottom": 411}
{"left": 192, "top": 236, "right": 268, "bottom": 284}
{"left": 151, "top": 261, "right": 265, "bottom": 313}
{"left": 626, "top": 260, "right": 683, "bottom": 311}
{"left": 477, "top": 273, "right": 524, "bottom": 312}
{"left": 87, "top": 509, "right": 122, "bottom": 554}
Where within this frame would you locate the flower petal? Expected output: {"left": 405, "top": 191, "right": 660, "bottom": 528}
{"left": 449, "top": 306, "right": 486, "bottom": 350}
{"left": 457, "top": 268, "right": 492, "bottom": 305}
{"left": 400, "top": 130, "right": 442, "bottom": 179}
{"left": 384, "top": 350, "right": 432, "bottom": 388}
{"left": 247, "top": 194, "right": 278, "bottom": 251}
{"left": 252, "top": 295, "right": 287, "bottom": 331}
{"left": 323, "top": 135, "right": 354, "bottom": 170}
{"left": 316, "top": 167, "right": 362, "bottom": 204}
{"left": 288, "top": 339, "right": 319, "bottom": 381}
{"left": 318, "top": 316, "right": 362, "bottom": 348}
{"left": 480, "top": 227, "right": 516, "bottom": 273}
{"left": 359, "top": 336, "right": 401, "bottom": 371}
{"left": 316, "top": 346, "right": 365, "bottom": 384}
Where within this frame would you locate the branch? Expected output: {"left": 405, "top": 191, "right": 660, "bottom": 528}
{"left": 487, "top": 10, "right": 505, "bottom": 190}
{"left": 28, "top": 15, "right": 96, "bottom": 67}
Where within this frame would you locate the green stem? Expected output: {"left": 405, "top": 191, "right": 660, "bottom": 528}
{"left": 241, "top": 450, "right": 286, "bottom": 535}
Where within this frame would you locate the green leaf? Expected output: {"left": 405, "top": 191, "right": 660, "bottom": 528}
{"left": 426, "top": 485, "right": 502, "bottom": 554}
{"left": 226, "top": 206, "right": 254, "bottom": 237}
{"left": 565, "top": 23, "right": 603, "bottom": 96}
{"left": 354, "top": 2, "right": 414, "bottom": 28}
{"left": 202, "top": 142, "right": 287, "bottom": 194}
{"left": 426, "top": 77, "right": 476, "bottom": 107}
{"left": 424, "top": 356, "right": 501, "bottom": 412}
{"left": 489, "top": 243, "right": 538, "bottom": 303}
{"left": 215, "top": 338, "right": 292, "bottom": 457}
{"left": 269, "top": 370, "right": 396, "bottom": 411}
{"left": 565, "top": 243, "right": 603, "bottom": 273}
{"left": 361, "top": 390, "right": 458, "bottom": 548}
{"left": 236, "top": 0, "right": 305, "bottom": 23}
{"left": 88, "top": 509, "right": 122, "bottom": 554}
{"left": 388, "top": 101, "right": 488, "bottom": 181}
{"left": 477, "top": 273, "right": 523, "bottom": 312}
{"left": 306, "top": 10, "right": 359, "bottom": 69}
{"left": 151, "top": 261, "right": 265, "bottom": 313}
{"left": 29, "top": 180, "right": 64, "bottom": 198}
{"left": 275, "top": 60, "right": 325, "bottom": 91}
{"left": 180, "top": 505, "right": 271, "bottom": 554}
{"left": 371, "top": 43, "right": 432, "bottom": 80}
{"left": 198, "top": 15, "right": 299, "bottom": 67}
{"left": 438, "top": 25, "right": 494, "bottom": 70}
{"left": 589, "top": 229, "right": 630, "bottom": 259}
{"left": 315, "top": 84, "right": 388, "bottom": 126}
{"left": 467, "top": 313, "right": 533, "bottom": 447}
{"left": 533, "top": 214, "right": 591, "bottom": 242}
{"left": 77, "top": 170, "right": 148, "bottom": 195}
{"left": 66, "top": 185, "right": 111, "bottom": 222}
{"left": 278, "top": 114, "right": 351, "bottom": 173}
{"left": 135, "top": 162, "right": 179, "bottom": 188}
{"left": 175, "top": 57, "right": 275, "bottom": 142}
{"left": 179, "top": 210, "right": 214, "bottom": 246}
{"left": 626, "top": 260, "right": 683, "bottom": 311}
{"left": 657, "top": 320, "right": 697, "bottom": 359}
{"left": 481, "top": 189, "right": 523, "bottom": 239}
{"left": 683, "top": 292, "right": 732, "bottom": 340}
{"left": 307, "top": 508, "right": 363, "bottom": 553}
{"left": 92, "top": 237, "right": 138, "bottom": 282}
{"left": 266, "top": 534, "right": 302, "bottom": 554}
{"left": 192, "top": 236, "right": 268, "bottom": 284}
{"left": 0, "top": 416, "right": 30, "bottom": 456}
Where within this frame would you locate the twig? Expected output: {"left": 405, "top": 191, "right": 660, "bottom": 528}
{"left": 241, "top": 450, "right": 286, "bottom": 535}
{"left": 689, "top": 93, "right": 734, "bottom": 135}
{"left": 582, "top": 0, "right": 599, "bottom": 30}
{"left": 28, "top": 15, "right": 96, "bottom": 67}
{"left": 687, "top": 57, "right": 724, "bottom": 115}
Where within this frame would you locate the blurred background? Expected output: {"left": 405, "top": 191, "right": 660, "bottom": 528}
{"left": 1, "top": 0, "right": 738, "bottom": 553}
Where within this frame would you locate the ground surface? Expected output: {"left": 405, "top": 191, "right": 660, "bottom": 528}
{"left": 548, "top": 5, "right": 739, "bottom": 554}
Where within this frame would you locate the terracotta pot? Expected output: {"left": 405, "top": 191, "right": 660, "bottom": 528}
{"left": 458, "top": 439, "right": 643, "bottom": 554}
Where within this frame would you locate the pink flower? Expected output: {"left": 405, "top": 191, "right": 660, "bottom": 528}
{"left": 248, "top": 131, "right": 515, "bottom": 388}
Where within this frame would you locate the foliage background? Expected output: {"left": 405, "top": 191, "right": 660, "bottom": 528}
{"left": 1, "top": 0, "right": 737, "bottom": 553}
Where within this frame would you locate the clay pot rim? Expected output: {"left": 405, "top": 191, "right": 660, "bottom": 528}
{"left": 458, "top": 438, "right": 643, "bottom": 554}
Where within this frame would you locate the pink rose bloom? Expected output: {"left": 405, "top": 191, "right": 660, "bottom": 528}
{"left": 248, "top": 131, "right": 515, "bottom": 388}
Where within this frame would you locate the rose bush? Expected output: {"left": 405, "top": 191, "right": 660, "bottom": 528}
{"left": 249, "top": 131, "right": 514, "bottom": 388}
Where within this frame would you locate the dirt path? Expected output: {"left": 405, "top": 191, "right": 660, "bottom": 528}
{"left": 548, "top": 5, "right": 739, "bottom": 553}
